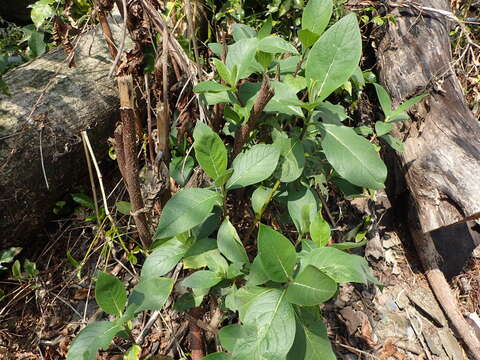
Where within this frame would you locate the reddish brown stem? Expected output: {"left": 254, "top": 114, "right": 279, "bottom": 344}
{"left": 189, "top": 307, "right": 205, "bottom": 360}
{"left": 232, "top": 74, "right": 274, "bottom": 157}
{"left": 118, "top": 75, "right": 151, "bottom": 248}
{"left": 96, "top": 9, "right": 117, "bottom": 60}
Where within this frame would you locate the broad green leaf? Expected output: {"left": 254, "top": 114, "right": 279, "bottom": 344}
{"left": 116, "top": 201, "right": 132, "bottom": 215}
{"left": 217, "top": 218, "right": 249, "bottom": 264}
{"left": 375, "top": 121, "right": 393, "bottom": 136}
{"left": 286, "top": 266, "right": 337, "bottom": 305}
{"left": 124, "top": 344, "right": 141, "bottom": 360}
{"left": 265, "top": 81, "right": 305, "bottom": 117}
{"left": 215, "top": 169, "right": 234, "bottom": 187}
{"left": 213, "top": 58, "right": 232, "bottom": 86}
{"left": 219, "top": 324, "right": 243, "bottom": 352}
{"left": 204, "top": 91, "right": 236, "bottom": 105}
{"left": 184, "top": 248, "right": 227, "bottom": 273}
{"left": 232, "top": 24, "right": 257, "bottom": 41}
{"left": 251, "top": 185, "right": 274, "bottom": 216}
{"left": 320, "top": 123, "right": 387, "bottom": 189}
{"left": 381, "top": 134, "right": 404, "bottom": 152}
{"left": 12, "top": 260, "right": 22, "bottom": 280}
{"left": 141, "top": 238, "right": 190, "bottom": 278}
{"left": 304, "top": 247, "right": 380, "bottom": 284}
{"left": 28, "top": 30, "right": 46, "bottom": 58}
{"left": 226, "top": 144, "right": 280, "bottom": 190}
{"left": 174, "top": 291, "right": 205, "bottom": 311}
{"left": 226, "top": 262, "right": 243, "bottom": 279}
{"left": 309, "top": 212, "right": 330, "bottom": 247}
{"left": 274, "top": 136, "right": 305, "bottom": 183}
{"left": 66, "top": 321, "right": 123, "bottom": 360}
{"left": 169, "top": 155, "right": 194, "bottom": 186}
{"left": 233, "top": 288, "right": 296, "bottom": 360}
{"left": 72, "top": 193, "right": 95, "bottom": 210}
{"left": 233, "top": 286, "right": 271, "bottom": 321}
{"left": 373, "top": 83, "right": 392, "bottom": 115}
{"left": 256, "top": 50, "right": 274, "bottom": 69}
{"left": 305, "top": 13, "right": 361, "bottom": 101}
{"left": 287, "top": 307, "right": 336, "bottom": 360}
{"left": 298, "top": 29, "right": 320, "bottom": 49}
{"left": 30, "top": 0, "right": 55, "bottom": 29}
{"left": 226, "top": 38, "right": 262, "bottom": 80}
{"left": 95, "top": 272, "right": 127, "bottom": 316}
{"left": 258, "top": 36, "right": 299, "bottom": 54}
{"left": 287, "top": 183, "right": 317, "bottom": 235}
{"left": 387, "top": 93, "right": 428, "bottom": 122}
{"left": 193, "top": 81, "right": 231, "bottom": 93}
{"left": 203, "top": 353, "right": 232, "bottom": 360}
{"left": 155, "top": 188, "right": 220, "bottom": 240}
{"left": 258, "top": 224, "right": 297, "bottom": 282}
{"left": 257, "top": 16, "right": 273, "bottom": 39}
{"left": 274, "top": 55, "right": 301, "bottom": 74}
{"left": 193, "top": 122, "right": 228, "bottom": 180}
{"left": 128, "top": 277, "right": 173, "bottom": 313}
{"left": 330, "top": 238, "right": 367, "bottom": 250}
{"left": 283, "top": 74, "right": 308, "bottom": 92}
{"left": 246, "top": 255, "right": 269, "bottom": 286}
{"left": 388, "top": 112, "right": 410, "bottom": 123}
{"left": 182, "top": 270, "right": 222, "bottom": 289}
{"left": 192, "top": 210, "right": 222, "bottom": 240}
{"left": 209, "top": 43, "right": 223, "bottom": 57}
{"left": 355, "top": 125, "right": 374, "bottom": 136}
{"left": 314, "top": 102, "right": 348, "bottom": 125}
{"left": 302, "top": 0, "right": 333, "bottom": 37}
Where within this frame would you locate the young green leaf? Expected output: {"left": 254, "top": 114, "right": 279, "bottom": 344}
{"left": 274, "top": 136, "right": 305, "bottom": 183}
{"left": 380, "top": 134, "right": 404, "bottom": 152}
{"left": 285, "top": 265, "right": 337, "bottom": 305}
{"left": 213, "top": 58, "right": 232, "bottom": 86}
{"left": 233, "top": 288, "right": 296, "bottom": 360}
{"left": 302, "top": 0, "right": 333, "bottom": 37}
{"left": 375, "top": 121, "right": 393, "bottom": 137}
{"left": 116, "top": 201, "right": 132, "bottom": 215}
{"left": 305, "top": 13, "right": 361, "bottom": 101}
{"left": 287, "top": 183, "right": 317, "bottom": 235}
{"left": 182, "top": 270, "right": 222, "bottom": 289}
{"left": 387, "top": 93, "right": 428, "bottom": 122}
{"left": 320, "top": 123, "right": 387, "bottom": 189}
{"left": 246, "top": 255, "right": 270, "bottom": 286}
{"left": 232, "top": 24, "right": 257, "bottom": 41}
{"left": 30, "top": 0, "right": 55, "bottom": 29}
{"left": 217, "top": 218, "right": 249, "bottom": 264}
{"left": 298, "top": 29, "right": 320, "bottom": 49}
{"left": 155, "top": 188, "right": 220, "bottom": 240}
{"left": 373, "top": 83, "right": 392, "bottom": 116}
{"left": 128, "top": 277, "right": 173, "bottom": 313}
{"left": 251, "top": 185, "right": 274, "bottom": 216}
{"left": 28, "top": 31, "right": 46, "bottom": 58}
{"left": 193, "top": 122, "right": 228, "bottom": 181}
{"left": 309, "top": 212, "right": 330, "bottom": 247}
{"left": 257, "top": 16, "right": 273, "bottom": 39}
{"left": 193, "top": 81, "right": 231, "bottom": 93}
{"left": 95, "top": 272, "right": 127, "bottom": 316}
{"left": 287, "top": 307, "right": 336, "bottom": 360}
{"left": 304, "top": 247, "right": 380, "bottom": 284}
{"left": 66, "top": 321, "right": 123, "bottom": 360}
{"left": 141, "top": 238, "right": 190, "bottom": 279}
{"left": 124, "top": 345, "right": 142, "bottom": 360}
{"left": 226, "top": 144, "right": 280, "bottom": 190}
{"left": 169, "top": 155, "right": 194, "bottom": 186}
{"left": 258, "top": 224, "right": 297, "bottom": 282}
{"left": 226, "top": 38, "right": 262, "bottom": 80}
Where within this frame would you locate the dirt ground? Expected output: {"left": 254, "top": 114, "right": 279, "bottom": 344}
{"left": 1, "top": 188, "right": 479, "bottom": 360}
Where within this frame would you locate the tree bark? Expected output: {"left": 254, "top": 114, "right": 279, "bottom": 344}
{"left": 0, "top": 15, "right": 127, "bottom": 248}
{"left": 376, "top": 0, "right": 480, "bottom": 234}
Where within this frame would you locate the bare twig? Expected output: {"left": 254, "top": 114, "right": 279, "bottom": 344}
{"left": 108, "top": 0, "right": 128, "bottom": 77}
{"left": 81, "top": 131, "right": 100, "bottom": 224}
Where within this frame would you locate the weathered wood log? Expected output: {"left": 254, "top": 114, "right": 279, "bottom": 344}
{"left": 0, "top": 16, "right": 126, "bottom": 248}
{"left": 377, "top": 0, "right": 480, "bottom": 234}
{"left": 377, "top": 1, "right": 480, "bottom": 357}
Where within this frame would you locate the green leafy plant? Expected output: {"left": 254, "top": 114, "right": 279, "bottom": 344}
{"left": 66, "top": 1, "right": 390, "bottom": 358}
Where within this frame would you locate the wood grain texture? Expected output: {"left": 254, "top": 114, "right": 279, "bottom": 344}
{"left": 377, "top": 0, "right": 480, "bottom": 233}
{"left": 0, "top": 15, "right": 129, "bottom": 247}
